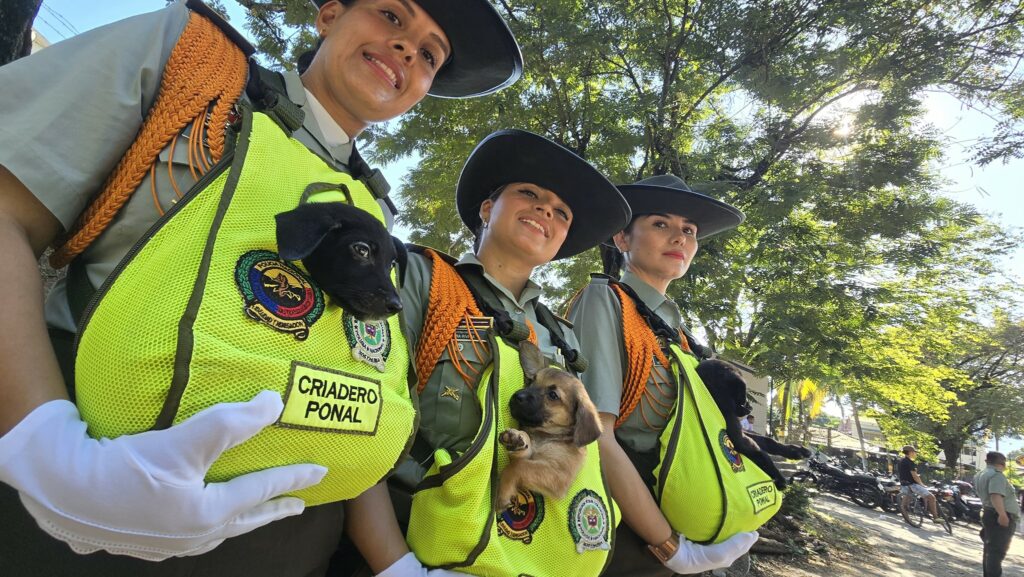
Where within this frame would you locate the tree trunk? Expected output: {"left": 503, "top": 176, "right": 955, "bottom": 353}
{"left": 779, "top": 380, "right": 792, "bottom": 441}
{"left": 0, "top": 0, "right": 44, "bottom": 65}
{"left": 939, "top": 437, "right": 964, "bottom": 478}
{"left": 851, "top": 397, "right": 868, "bottom": 470}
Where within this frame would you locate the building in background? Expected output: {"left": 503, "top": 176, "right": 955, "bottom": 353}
{"left": 722, "top": 360, "right": 769, "bottom": 436}
{"left": 31, "top": 29, "right": 50, "bottom": 53}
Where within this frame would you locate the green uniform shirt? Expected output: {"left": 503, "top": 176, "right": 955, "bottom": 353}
{"left": 397, "top": 251, "right": 579, "bottom": 480}
{"left": 975, "top": 466, "right": 1021, "bottom": 516}
{"left": 568, "top": 271, "right": 682, "bottom": 453}
{"left": 0, "top": 0, "right": 388, "bottom": 334}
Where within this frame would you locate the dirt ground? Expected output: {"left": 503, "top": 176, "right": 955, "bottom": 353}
{"left": 754, "top": 492, "right": 1024, "bottom": 577}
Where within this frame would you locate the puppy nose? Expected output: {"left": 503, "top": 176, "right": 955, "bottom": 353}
{"left": 385, "top": 294, "right": 403, "bottom": 314}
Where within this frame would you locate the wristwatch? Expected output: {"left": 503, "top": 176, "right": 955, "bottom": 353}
{"left": 647, "top": 532, "right": 680, "bottom": 564}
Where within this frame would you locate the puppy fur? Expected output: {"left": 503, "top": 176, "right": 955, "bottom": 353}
{"left": 496, "top": 342, "right": 602, "bottom": 510}
{"left": 275, "top": 202, "right": 407, "bottom": 321}
{"left": 696, "top": 359, "right": 812, "bottom": 489}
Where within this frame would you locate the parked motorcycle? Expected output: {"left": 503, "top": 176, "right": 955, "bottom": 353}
{"left": 789, "top": 452, "right": 885, "bottom": 509}
{"left": 946, "top": 480, "right": 983, "bottom": 524}
{"left": 876, "top": 474, "right": 902, "bottom": 513}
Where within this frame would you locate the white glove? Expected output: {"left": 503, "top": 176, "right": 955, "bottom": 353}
{"left": 0, "top": 391, "right": 327, "bottom": 561}
{"left": 663, "top": 531, "right": 759, "bottom": 574}
{"left": 376, "top": 552, "right": 474, "bottom": 577}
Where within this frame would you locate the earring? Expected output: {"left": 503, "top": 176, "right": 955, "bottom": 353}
{"left": 481, "top": 219, "right": 489, "bottom": 229}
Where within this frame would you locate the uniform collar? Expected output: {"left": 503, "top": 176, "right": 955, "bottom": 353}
{"left": 456, "top": 253, "right": 542, "bottom": 309}
{"left": 284, "top": 72, "right": 353, "bottom": 165}
{"left": 303, "top": 88, "right": 350, "bottom": 147}
{"left": 620, "top": 270, "right": 682, "bottom": 326}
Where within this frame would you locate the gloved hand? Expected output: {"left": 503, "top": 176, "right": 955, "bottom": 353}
{"left": 663, "top": 531, "right": 759, "bottom": 574}
{"left": 376, "top": 552, "right": 474, "bottom": 577}
{"left": 0, "top": 391, "right": 327, "bottom": 561}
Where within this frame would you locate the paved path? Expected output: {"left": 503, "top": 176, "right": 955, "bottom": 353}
{"left": 761, "top": 492, "right": 1024, "bottom": 577}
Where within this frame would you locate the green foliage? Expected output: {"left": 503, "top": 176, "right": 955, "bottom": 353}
{"left": 235, "top": 0, "right": 1024, "bottom": 469}
{"left": 777, "top": 482, "right": 813, "bottom": 521}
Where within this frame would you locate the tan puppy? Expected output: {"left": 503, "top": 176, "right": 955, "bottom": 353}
{"left": 496, "top": 342, "right": 603, "bottom": 510}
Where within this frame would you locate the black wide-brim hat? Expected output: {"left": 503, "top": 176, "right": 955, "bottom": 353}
{"left": 312, "top": 0, "right": 522, "bottom": 98}
{"left": 617, "top": 175, "right": 744, "bottom": 239}
{"left": 457, "top": 129, "right": 631, "bottom": 260}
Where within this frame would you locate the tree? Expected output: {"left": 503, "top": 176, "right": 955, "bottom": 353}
{"left": 65, "top": 1, "right": 1023, "bottom": 464}
{"left": 874, "top": 310, "right": 1024, "bottom": 472}
{"left": 0, "top": 0, "right": 43, "bottom": 65}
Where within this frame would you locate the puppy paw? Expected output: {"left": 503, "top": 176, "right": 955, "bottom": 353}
{"left": 495, "top": 490, "right": 517, "bottom": 513}
{"left": 499, "top": 429, "right": 529, "bottom": 452}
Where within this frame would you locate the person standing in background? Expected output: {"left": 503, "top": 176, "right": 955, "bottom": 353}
{"left": 974, "top": 451, "right": 1019, "bottom": 577}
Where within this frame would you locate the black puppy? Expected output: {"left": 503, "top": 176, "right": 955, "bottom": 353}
{"left": 696, "top": 358, "right": 811, "bottom": 489}
{"left": 276, "top": 202, "right": 406, "bottom": 321}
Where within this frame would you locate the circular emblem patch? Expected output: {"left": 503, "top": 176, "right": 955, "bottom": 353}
{"left": 496, "top": 490, "right": 545, "bottom": 544}
{"left": 235, "top": 250, "right": 324, "bottom": 340}
{"left": 343, "top": 312, "right": 391, "bottom": 372}
{"left": 719, "top": 429, "right": 745, "bottom": 472}
{"left": 568, "top": 489, "right": 610, "bottom": 553}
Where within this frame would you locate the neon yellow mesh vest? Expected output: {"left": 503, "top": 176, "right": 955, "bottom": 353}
{"left": 407, "top": 334, "right": 618, "bottom": 577}
{"left": 73, "top": 108, "right": 414, "bottom": 506}
{"left": 654, "top": 345, "right": 782, "bottom": 543}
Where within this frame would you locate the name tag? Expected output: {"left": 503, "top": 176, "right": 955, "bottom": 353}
{"left": 279, "top": 362, "right": 382, "bottom": 435}
{"left": 454, "top": 316, "right": 493, "bottom": 342}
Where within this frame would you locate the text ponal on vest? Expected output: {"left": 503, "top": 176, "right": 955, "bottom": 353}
{"left": 746, "top": 480, "right": 778, "bottom": 514}
{"left": 279, "top": 362, "right": 383, "bottom": 435}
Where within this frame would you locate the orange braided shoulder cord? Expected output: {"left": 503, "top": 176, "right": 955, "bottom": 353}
{"left": 610, "top": 284, "right": 670, "bottom": 428}
{"left": 50, "top": 12, "right": 248, "bottom": 268}
{"left": 414, "top": 250, "right": 483, "bottom": 393}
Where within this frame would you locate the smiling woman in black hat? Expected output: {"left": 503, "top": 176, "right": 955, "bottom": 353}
{"left": 0, "top": 1, "right": 520, "bottom": 576}
{"left": 566, "top": 175, "right": 759, "bottom": 576}
{"left": 341, "top": 129, "right": 630, "bottom": 577}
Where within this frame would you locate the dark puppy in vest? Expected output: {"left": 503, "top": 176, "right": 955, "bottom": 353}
{"left": 276, "top": 202, "right": 406, "bottom": 321}
{"left": 696, "top": 358, "right": 812, "bottom": 489}
{"left": 496, "top": 342, "right": 603, "bottom": 510}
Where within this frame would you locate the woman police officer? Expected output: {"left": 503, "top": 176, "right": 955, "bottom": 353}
{"left": 345, "top": 129, "right": 630, "bottom": 577}
{"left": 0, "top": 1, "right": 520, "bottom": 575}
{"left": 566, "top": 175, "right": 758, "bottom": 576}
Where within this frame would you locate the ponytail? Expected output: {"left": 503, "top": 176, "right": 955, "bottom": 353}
{"left": 600, "top": 241, "right": 624, "bottom": 279}
{"left": 599, "top": 219, "right": 636, "bottom": 279}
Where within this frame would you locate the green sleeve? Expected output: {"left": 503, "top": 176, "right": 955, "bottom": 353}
{"left": 992, "top": 474, "right": 1015, "bottom": 499}
{"left": 399, "top": 251, "right": 433, "bottom": 355}
{"left": 568, "top": 282, "right": 626, "bottom": 416}
{"left": 0, "top": 2, "right": 189, "bottom": 229}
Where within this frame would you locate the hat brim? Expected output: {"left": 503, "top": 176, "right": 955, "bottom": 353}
{"left": 313, "top": 0, "right": 522, "bottom": 98}
{"left": 617, "top": 184, "right": 744, "bottom": 239}
{"left": 457, "top": 130, "right": 631, "bottom": 260}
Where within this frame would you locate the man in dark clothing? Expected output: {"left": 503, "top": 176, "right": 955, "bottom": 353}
{"left": 898, "top": 445, "right": 938, "bottom": 519}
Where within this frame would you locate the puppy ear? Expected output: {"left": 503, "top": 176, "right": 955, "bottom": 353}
{"left": 573, "top": 390, "right": 603, "bottom": 447}
{"left": 518, "top": 341, "right": 548, "bottom": 382}
{"left": 392, "top": 236, "right": 408, "bottom": 287}
{"left": 275, "top": 204, "right": 342, "bottom": 261}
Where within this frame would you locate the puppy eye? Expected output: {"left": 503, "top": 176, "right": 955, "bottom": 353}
{"left": 351, "top": 241, "right": 371, "bottom": 260}
{"left": 546, "top": 389, "right": 559, "bottom": 401}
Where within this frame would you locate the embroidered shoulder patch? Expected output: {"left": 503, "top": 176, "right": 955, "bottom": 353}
{"left": 235, "top": 250, "right": 324, "bottom": 340}
{"left": 344, "top": 312, "right": 391, "bottom": 372}
{"left": 496, "top": 490, "right": 545, "bottom": 544}
{"left": 719, "top": 429, "right": 745, "bottom": 472}
{"left": 567, "top": 489, "right": 610, "bottom": 553}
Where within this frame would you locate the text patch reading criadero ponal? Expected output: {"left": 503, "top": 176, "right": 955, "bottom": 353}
{"left": 279, "top": 362, "right": 382, "bottom": 435}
